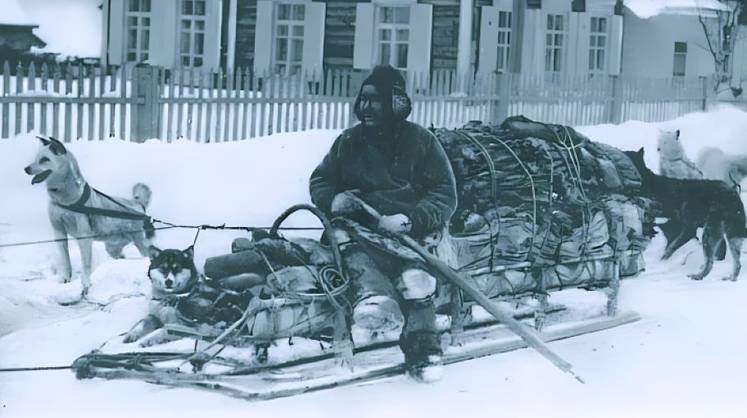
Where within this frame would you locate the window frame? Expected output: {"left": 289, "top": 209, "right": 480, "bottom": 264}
{"left": 272, "top": 2, "right": 306, "bottom": 76}
{"left": 495, "top": 10, "right": 512, "bottom": 73}
{"left": 673, "top": 41, "right": 687, "bottom": 77}
{"left": 179, "top": 0, "right": 208, "bottom": 68}
{"left": 125, "top": 0, "right": 151, "bottom": 63}
{"left": 374, "top": 5, "right": 410, "bottom": 71}
{"left": 588, "top": 16, "right": 608, "bottom": 74}
{"left": 544, "top": 13, "right": 566, "bottom": 73}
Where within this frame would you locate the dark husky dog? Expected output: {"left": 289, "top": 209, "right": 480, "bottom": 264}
{"left": 124, "top": 246, "right": 199, "bottom": 346}
{"left": 626, "top": 148, "right": 746, "bottom": 281}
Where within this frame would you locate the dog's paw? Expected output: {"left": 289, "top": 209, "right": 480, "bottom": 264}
{"left": 721, "top": 276, "right": 738, "bottom": 282}
{"left": 688, "top": 273, "right": 705, "bottom": 281}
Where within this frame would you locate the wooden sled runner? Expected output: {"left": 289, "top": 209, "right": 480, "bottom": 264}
{"left": 73, "top": 309, "right": 640, "bottom": 401}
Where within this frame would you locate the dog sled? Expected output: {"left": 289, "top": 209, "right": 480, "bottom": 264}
{"left": 72, "top": 117, "right": 652, "bottom": 400}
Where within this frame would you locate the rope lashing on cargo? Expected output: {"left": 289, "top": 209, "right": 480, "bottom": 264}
{"left": 556, "top": 126, "right": 595, "bottom": 274}
{"left": 455, "top": 130, "right": 540, "bottom": 268}
{"left": 538, "top": 123, "right": 592, "bottom": 268}
{"left": 454, "top": 130, "right": 500, "bottom": 271}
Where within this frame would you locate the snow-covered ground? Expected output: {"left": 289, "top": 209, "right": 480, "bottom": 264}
{"left": 1, "top": 108, "right": 747, "bottom": 417}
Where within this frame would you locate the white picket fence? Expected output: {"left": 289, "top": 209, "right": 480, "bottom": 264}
{"left": 0, "top": 63, "right": 708, "bottom": 142}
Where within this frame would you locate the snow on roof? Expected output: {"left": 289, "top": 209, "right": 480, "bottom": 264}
{"left": 19, "top": 0, "right": 102, "bottom": 59}
{"left": 625, "top": 0, "right": 733, "bottom": 19}
{"left": 0, "top": 0, "right": 37, "bottom": 26}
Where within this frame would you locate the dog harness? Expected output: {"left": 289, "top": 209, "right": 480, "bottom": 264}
{"left": 56, "top": 183, "right": 150, "bottom": 220}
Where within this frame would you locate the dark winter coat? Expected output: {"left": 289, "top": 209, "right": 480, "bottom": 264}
{"left": 309, "top": 121, "right": 457, "bottom": 238}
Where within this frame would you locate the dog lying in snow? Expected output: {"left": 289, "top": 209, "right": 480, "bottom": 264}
{"left": 696, "top": 147, "right": 747, "bottom": 190}
{"left": 627, "top": 148, "right": 746, "bottom": 281}
{"left": 23, "top": 136, "right": 153, "bottom": 295}
{"left": 657, "top": 129, "right": 703, "bottom": 179}
{"left": 124, "top": 246, "right": 199, "bottom": 346}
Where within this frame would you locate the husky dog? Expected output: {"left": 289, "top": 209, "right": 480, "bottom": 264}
{"left": 696, "top": 147, "right": 747, "bottom": 190}
{"left": 124, "top": 246, "right": 199, "bottom": 346}
{"left": 627, "top": 148, "right": 746, "bottom": 281}
{"left": 23, "top": 136, "right": 153, "bottom": 294}
{"left": 657, "top": 129, "right": 703, "bottom": 179}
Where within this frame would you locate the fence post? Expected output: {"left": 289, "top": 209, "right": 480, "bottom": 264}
{"left": 347, "top": 70, "right": 365, "bottom": 128}
{"left": 609, "top": 75, "right": 623, "bottom": 124}
{"left": 700, "top": 75, "right": 708, "bottom": 111}
{"left": 492, "top": 72, "right": 510, "bottom": 123}
{"left": 131, "top": 64, "right": 161, "bottom": 142}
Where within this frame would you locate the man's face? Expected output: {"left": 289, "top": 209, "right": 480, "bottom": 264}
{"left": 359, "top": 84, "right": 387, "bottom": 128}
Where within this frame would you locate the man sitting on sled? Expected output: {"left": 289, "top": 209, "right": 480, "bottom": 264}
{"left": 309, "top": 65, "right": 457, "bottom": 381}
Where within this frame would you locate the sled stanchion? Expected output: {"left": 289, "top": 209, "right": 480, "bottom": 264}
{"left": 350, "top": 196, "right": 584, "bottom": 383}
{"left": 607, "top": 260, "right": 620, "bottom": 317}
{"left": 449, "top": 287, "right": 465, "bottom": 346}
{"left": 533, "top": 267, "right": 549, "bottom": 332}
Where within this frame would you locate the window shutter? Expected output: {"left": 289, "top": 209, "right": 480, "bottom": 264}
{"left": 407, "top": 3, "right": 433, "bottom": 74}
{"left": 527, "top": 0, "right": 541, "bottom": 9}
{"left": 107, "top": 0, "right": 126, "bottom": 66}
{"left": 149, "top": 1, "right": 177, "bottom": 67}
{"left": 572, "top": 0, "right": 586, "bottom": 13}
{"left": 478, "top": 6, "right": 500, "bottom": 75}
{"left": 608, "top": 14, "right": 623, "bottom": 75}
{"left": 254, "top": 0, "right": 274, "bottom": 74}
{"left": 203, "top": 0, "right": 223, "bottom": 71}
{"left": 303, "top": 2, "right": 326, "bottom": 79}
{"left": 353, "top": 3, "right": 375, "bottom": 70}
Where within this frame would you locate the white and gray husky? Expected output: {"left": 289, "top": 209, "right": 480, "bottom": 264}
{"left": 24, "top": 136, "right": 153, "bottom": 294}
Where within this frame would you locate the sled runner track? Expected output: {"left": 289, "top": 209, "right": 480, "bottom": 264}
{"left": 71, "top": 305, "right": 567, "bottom": 380}
{"left": 74, "top": 312, "right": 639, "bottom": 401}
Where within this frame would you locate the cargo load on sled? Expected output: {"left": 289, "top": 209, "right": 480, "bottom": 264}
{"left": 72, "top": 117, "right": 653, "bottom": 400}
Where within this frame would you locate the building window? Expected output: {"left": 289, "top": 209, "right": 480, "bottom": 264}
{"left": 545, "top": 14, "right": 565, "bottom": 73}
{"left": 180, "top": 0, "right": 207, "bottom": 67}
{"left": 126, "top": 0, "right": 151, "bottom": 62}
{"left": 274, "top": 3, "right": 305, "bottom": 75}
{"left": 673, "top": 41, "right": 687, "bottom": 76}
{"left": 588, "top": 17, "right": 607, "bottom": 73}
{"left": 496, "top": 10, "right": 511, "bottom": 73}
{"left": 376, "top": 6, "right": 410, "bottom": 70}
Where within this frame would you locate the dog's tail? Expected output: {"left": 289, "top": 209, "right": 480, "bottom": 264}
{"left": 132, "top": 183, "right": 152, "bottom": 210}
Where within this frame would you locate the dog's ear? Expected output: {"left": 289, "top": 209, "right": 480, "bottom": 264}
{"left": 48, "top": 137, "right": 67, "bottom": 156}
{"left": 37, "top": 136, "right": 51, "bottom": 146}
{"left": 637, "top": 147, "right": 645, "bottom": 156}
{"left": 148, "top": 245, "right": 162, "bottom": 260}
{"left": 182, "top": 246, "right": 194, "bottom": 260}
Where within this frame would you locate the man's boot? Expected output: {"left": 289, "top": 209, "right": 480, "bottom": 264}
{"left": 399, "top": 329, "right": 443, "bottom": 383}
